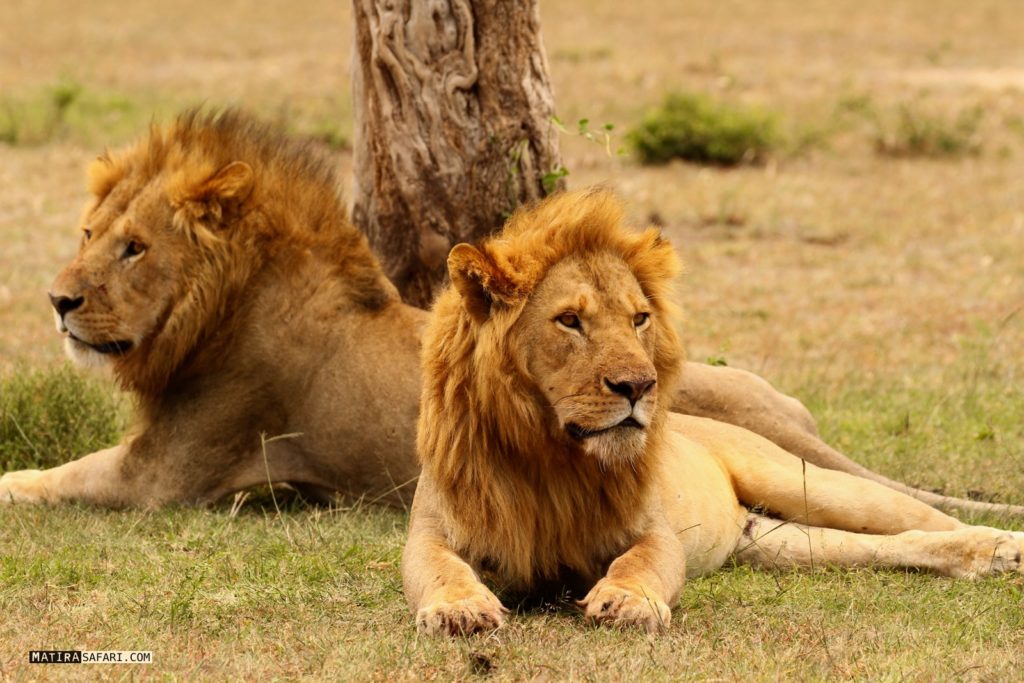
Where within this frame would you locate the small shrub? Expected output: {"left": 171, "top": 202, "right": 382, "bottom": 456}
{"left": 0, "top": 366, "right": 126, "bottom": 471}
{"left": 628, "top": 92, "right": 778, "bottom": 166}
{"left": 874, "top": 104, "right": 982, "bottom": 158}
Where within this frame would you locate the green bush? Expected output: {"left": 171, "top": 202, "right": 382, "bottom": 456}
{"left": 0, "top": 366, "right": 126, "bottom": 471}
{"left": 628, "top": 92, "right": 778, "bottom": 166}
{"left": 874, "top": 104, "right": 982, "bottom": 158}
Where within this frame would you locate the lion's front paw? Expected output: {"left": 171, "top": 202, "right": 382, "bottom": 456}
{"left": 0, "top": 469, "right": 47, "bottom": 504}
{"left": 416, "top": 588, "right": 508, "bottom": 637}
{"left": 579, "top": 578, "right": 671, "bottom": 633}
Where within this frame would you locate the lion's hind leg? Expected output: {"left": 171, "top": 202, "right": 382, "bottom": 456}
{"left": 734, "top": 513, "right": 1024, "bottom": 579}
{"left": 674, "top": 414, "right": 963, "bottom": 534}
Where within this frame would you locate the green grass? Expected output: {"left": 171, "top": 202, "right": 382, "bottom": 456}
{"left": 2, "top": 357, "right": 1023, "bottom": 678}
{"left": 0, "top": 365, "right": 127, "bottom": 472}
{"left": 628, "top": 92, "right": 779, "bottom": 166}
{"left": 790, "top": 339, "right": 1024, "bottom": 514}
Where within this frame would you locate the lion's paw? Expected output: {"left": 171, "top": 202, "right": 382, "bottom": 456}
{"left": 579, "top": 579, "right": 671, "bottom": 633}
{"left": 947, "top": 527, "right": 1024, "bottom": 579}
{"left": 0, "top": 469, "right": 47, "bottom": 504}
{"left": 416, "top": 589, "right": 508, "bottom": 637}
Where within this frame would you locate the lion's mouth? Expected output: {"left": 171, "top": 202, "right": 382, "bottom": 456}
{"left": 566, "top": 416, "right": 644, "bottom": 440}
{"left": 69, "top": 333, "right": 134, "bottom": 355}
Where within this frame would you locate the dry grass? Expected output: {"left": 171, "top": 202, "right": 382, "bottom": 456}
{"left": 2, "top": 0, "right": 1024, "bottom": 679}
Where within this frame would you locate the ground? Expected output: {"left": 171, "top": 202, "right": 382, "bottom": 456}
{"left": 1, "top": 0, "right": 1023, "bottom": 679}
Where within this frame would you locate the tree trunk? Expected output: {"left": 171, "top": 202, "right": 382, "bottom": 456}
{"left": 351, "top": 0, "right": 563, "bottom": 307}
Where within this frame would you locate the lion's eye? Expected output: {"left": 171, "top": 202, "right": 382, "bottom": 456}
{"left": 556, "top": 312, "right": 582, "bottom": 330}
{"left": 633, "top": 312, "right": 650, "bottom": 328}
{"left": 83, "top": 229, "right": 92, "bottom": 241}
{"left": 123, "top": 240, "right": 146, "bottom": 258}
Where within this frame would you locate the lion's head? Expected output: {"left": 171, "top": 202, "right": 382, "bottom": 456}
{"left": 49, "top": 109, "right": 393, "bottom": 398}
{"left": 418, "top": 189, "right": 683, "bottom": 586}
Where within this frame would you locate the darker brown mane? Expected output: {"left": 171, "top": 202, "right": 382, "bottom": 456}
{"left": 87, "top": 108, "right": 396, "bottom": 402}
{"left": 94, "top": 108, "right": 350, "bottom": 241}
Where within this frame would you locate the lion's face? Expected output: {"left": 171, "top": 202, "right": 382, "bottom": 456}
{"left": 511, "top": 252, "right": 660, "bottom": 465}
{"left": 49, "top": 144, "right": 254, "bottom": 378}
{"left": 49, "top": 178, "right": 183, "bottom": 367}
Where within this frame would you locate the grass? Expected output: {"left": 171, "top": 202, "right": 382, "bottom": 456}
{"left": 0, "top": 81, "right": 153, "bottom": 148}
{"left": 2, "top": 497, "right": 1023, "bottom": 679}
{"left": 0, "top": 365, "right": 127, "bottom": 472}
{"left": 628, "top": 92, "right": 779, "bottom": 166}
{"left": 873, "top": 102, "right": 983, "bottom": 158}
{"left": 2, "top": 349, "right": 1024, "bottom": 679}
{"left": 790, "top": 336, "right": 1024, "bottom": 510}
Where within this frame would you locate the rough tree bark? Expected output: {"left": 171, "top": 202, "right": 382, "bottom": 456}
{"left": 351, "top": 0, "right": 563, "bottom": 307}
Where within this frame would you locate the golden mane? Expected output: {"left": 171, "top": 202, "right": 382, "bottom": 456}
{"left": 417, "top": 190, "right": 684, "bottom": 589}
{"left": 85, "top": 109, "right": 396, "bottom": 400}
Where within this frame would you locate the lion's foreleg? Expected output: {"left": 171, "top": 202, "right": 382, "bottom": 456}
{"left": 734, "top": 513, "right": 1024, "bottom": 579}
{"left": 578, "top": 521, "right": 684, "bottom": 633}
{"left": 401, "top": 486, "right": 507, "bottom": 636}
{"left": 0, "top": 445, "right": 139, "bottom": 507}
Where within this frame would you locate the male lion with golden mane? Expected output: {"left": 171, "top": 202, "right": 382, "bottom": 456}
{"left": 403, "top": 190, "right": 1024, "bottom": 635}
{"left": 0, "top": 110, "right": 1019, "bottom": 514}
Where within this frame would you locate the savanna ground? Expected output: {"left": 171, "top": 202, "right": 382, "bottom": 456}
{"left": 2, "top": 0, "right": 1023, "bottom": 679}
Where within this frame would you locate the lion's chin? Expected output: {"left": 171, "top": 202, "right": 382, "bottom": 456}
{"left": 580, "top": 428, "right": 648, "bottom": 467}
{"left": 64, "top": 336, "right": 133, "bottom": 368}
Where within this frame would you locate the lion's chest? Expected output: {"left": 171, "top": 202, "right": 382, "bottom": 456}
{"left": 447, "top": 474, "right": 646, "bottom": 592}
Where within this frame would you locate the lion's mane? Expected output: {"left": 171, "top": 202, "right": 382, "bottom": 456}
{"left": 417, "top": 190, "right": 684, "bottom": 589}
{"left": 87, "top": 109, "right": 395, "bottom": 401}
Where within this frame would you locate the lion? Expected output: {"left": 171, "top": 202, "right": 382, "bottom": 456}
{"left": 1, "top": 109, "right": 1019, "bottom": 516}
{"left": 0, "top": 109, "right": 424, "bottom": 507}
{"left": 402, "top": 190, "right": 1024, "bottom": 636}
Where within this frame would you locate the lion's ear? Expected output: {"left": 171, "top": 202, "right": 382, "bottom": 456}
{"left": 198, "top": 161, "right": 254, "bottom": 205}
{"left": 174, "top": 161, "right": 254, "bottom": 227}
{"left": 202, "top": 161, "right": 252, "bottom": 201}
{"left": 447, "top": 243, "right": 512, "bottom": 323}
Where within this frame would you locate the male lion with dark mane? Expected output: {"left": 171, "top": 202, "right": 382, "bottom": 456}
{"left": 403, "top": 190, "right": 1024, "bottom": 635}
{"left": 0, "top": 110, "right": 424, "bottom": 507}
{"left": 0, "top": 110, "right": 1019, "bottom": 515}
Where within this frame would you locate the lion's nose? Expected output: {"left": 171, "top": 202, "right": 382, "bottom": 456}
{"left": 604, "top": 377, "right": 656, "bottom": 404}
{"left": 49, "top": 293, "right": 85, "bottom": 317}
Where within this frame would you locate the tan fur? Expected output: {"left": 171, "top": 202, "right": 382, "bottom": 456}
{"left": 403, "top": 191, "right": 1024, "bottom": 636}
